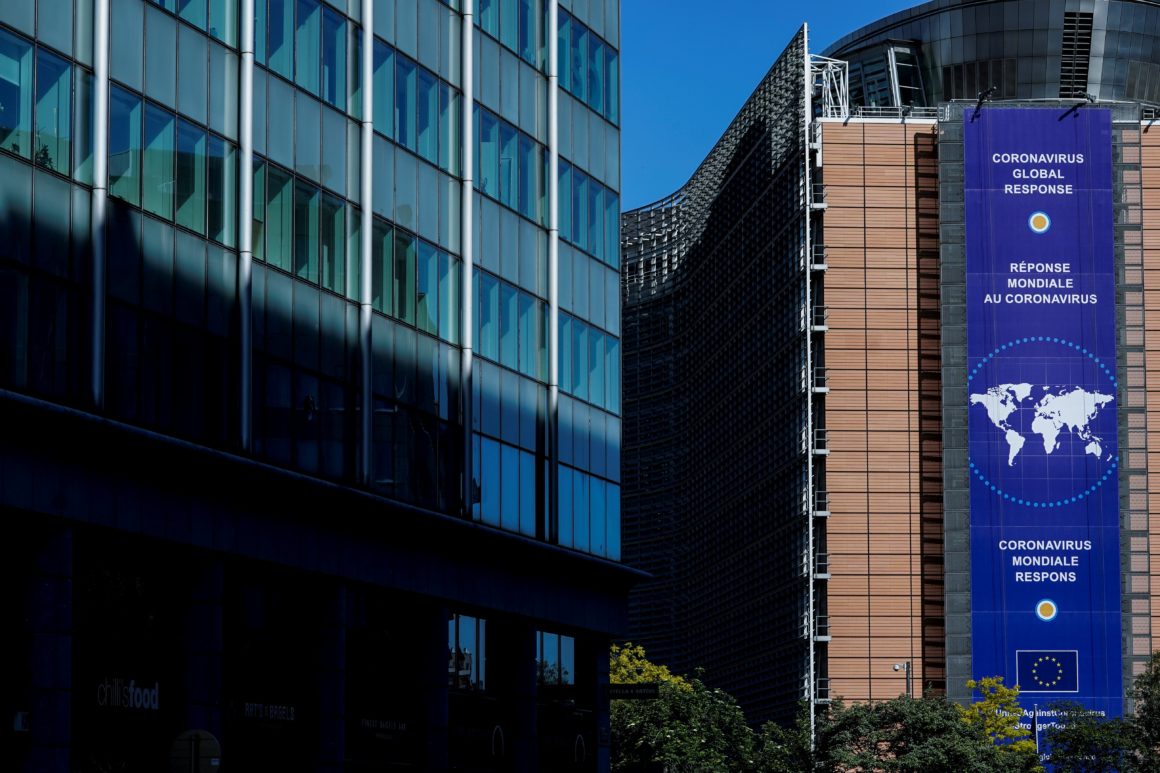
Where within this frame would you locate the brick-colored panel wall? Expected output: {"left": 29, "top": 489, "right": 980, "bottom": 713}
{"left": 1142, "top": 128, "right": 1160, "bottom": 650}
{"left": 819, "top": 120, "right": 944, "bottom": 703}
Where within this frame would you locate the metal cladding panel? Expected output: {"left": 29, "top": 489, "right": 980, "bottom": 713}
{"left": 964, "top": 107, "right": 1123, "bottom": 722}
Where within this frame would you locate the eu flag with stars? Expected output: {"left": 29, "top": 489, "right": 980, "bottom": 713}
{"left": 1016, "top": 651, "right": 1079, "bottom": 693}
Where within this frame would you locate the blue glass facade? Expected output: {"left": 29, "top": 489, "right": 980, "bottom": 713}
{"left": 0, "top": 0, "right": 630, "bottom": 768}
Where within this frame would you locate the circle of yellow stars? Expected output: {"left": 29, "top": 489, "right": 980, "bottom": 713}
{"left": 1032, "top": 655, "right": 1064, "bottom": 687}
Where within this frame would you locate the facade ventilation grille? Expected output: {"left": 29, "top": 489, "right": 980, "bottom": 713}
{"left": 1059, "top": 11, "right": 1094, "bottom": 98}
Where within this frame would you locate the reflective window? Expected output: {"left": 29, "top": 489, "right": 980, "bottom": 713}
{"left": 588, "top": 36, "right": 604, "bottom": 117}
{"left": 179, "top": 0, "right": 207, "bottom": 30}
{"left": 252, "top": 159, "right": 266, "bottom": 260}
{"left": 142, "top": 104, "right": 175, "bottom": 219}
{"left": 209, "top": 0, "right": 238, "bottom": 46}
{"left": 111, "top": 0, "right": 144, "bottom": 91}
{"left": 416, "top": 239, "right": 439, "bottom": 334}
{"left": 556, "top": 9, "right": 570, "bottom": 92}
{"left": 321, "top": 6, "right": 346, "bottom": 109}
{"left": 207, "top": 135, "right": 237, "bottom": 246}
{"left": 499, "top": 282, "right": 517, "bottom": 370}
{"left": 498, "top": 121, "right": 517, "bottom": 209}
{"left": 371, "top": 217, "right": 393, "bottom": 313}
{"left": 558, "top": 465, "right": 572, "bottom": 547}
{"left": 372, "top": 40, "right": 395, "bottom": 137}
{"left": 607, "top": 51, "right": 619, "bottom": 123}
{"left": 266, "top": 164, "right": 294, "bottom": 271}
{"left": 145, "top": 8, "right": 178, "bottom": 107}
{"left": 208, "top": 42, "right": 239, "bottom": 138}
{"left": 396, "top": 55, "right": 416, "bottom": 151}
{"left": 267, "top": 0, "right": 294, "bottom": 77}
{"left": 34, "top": 49, "right": 71, "bottom": 173}
{"left": 178, "top": 25, "right": 208, "bottom": 125}
{"left": 320, "top": 106, "right": 346, "bottom": 194}
{"left": 393, "top": 229, "right": 415, "bottom": 324}
{"left": 176, "top": 121, "right": 207, "bottom": 234}
{"left": 295, "top": 0, "right": 322, "bottom": 95}
{"left": 477, "top": 272, "right": 498, "bottom": 360}
{"left": 37, "top": 0, "right": 71, "bottom": 57}
{"left": 478, "top": 0, "right": 497, "bottom": 39}
{"left": 109, "top": 87, "right": 142, "bottom": 205}
{"left": 294, "top": 179, "right": 320, "bottom": 283}
{"left": 295, "top": 92, "right": 321, "bottom": 179}
{"left": 438, "top": 250, "right": 460, "bottom": 344}
{"left": 0, "top": 28, "right": 34, "bottom": 160}
{"left": 73, "top": 67, "right": 94, "bottom": 183}
{"left": 570, "top": 20, "right": 586, "bottom": 105}
{"left": 448, "top": 614, "right": 486, "bottom": 691}
{"left": 439, "top": 84, "right": 458, "bottom": 175}
{"left": 319, "top": 192, "right": 344, "bottom": 293}
{"left": 419, "top": 68, "right": 444, "bottom": 165}
{"left": 480, "top": 434, "right": 499, "bottom": 524}
{"left": 478, "top": 107, "right": 498, "bottom": 198}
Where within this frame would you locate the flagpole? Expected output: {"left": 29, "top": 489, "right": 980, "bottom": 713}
{"left": 1033, "top": 703, "right": 1040, "bottom": 755}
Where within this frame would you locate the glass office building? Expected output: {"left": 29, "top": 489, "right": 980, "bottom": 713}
{"left": 623, "top": 0, "right": 1160, "bottom": 730}
{"left": 0, "top": 0, "right": 629, "bottom": 769}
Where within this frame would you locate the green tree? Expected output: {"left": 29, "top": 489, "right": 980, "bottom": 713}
{"left": 959, "top": 676, "right": 1037, "bottom": 756}
{"left": 815, "top": 695, "right": 1041, "bottom": 773}
{"left": 1045, "top": 701, "right": 1138, "bottom": 773}
{"left": 1132, "top": 651, "right": 1160, "bottom": 768}
{"left": 610, "top": 643, "right": 690, "bottom": 691}
{"left": 755, "top": 708, "right": 813, "bottom": 773}
{"left": 609, "top": 644, "right": 754, "bottom": 771}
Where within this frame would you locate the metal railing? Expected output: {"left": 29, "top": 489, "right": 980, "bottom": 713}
{"left": 811, "top": 243, "right": 828, "bottom": 268}
{"left": 814, "top": 489, "right": 830, "bottom": 515}
{"left": 811, "top": 305, "right": 829, "bottom": 330}
{"left": 813, "top": 366, "right": 829, "bottom": 391}
{"left": 809, "top": 183, "right": 827, "bottom": 209}
{"left": 814, "top": 552, "right": 831, "bottom": 577}
{"left": 813, "top": 428, "right": 829, "bottom": 454}
{"left": 820, "top": 104, "right": 945, "bottom": 120}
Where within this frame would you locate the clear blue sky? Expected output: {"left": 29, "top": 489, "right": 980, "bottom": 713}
{"left": 620, "top": 1, "right": 920, "bottom": 208}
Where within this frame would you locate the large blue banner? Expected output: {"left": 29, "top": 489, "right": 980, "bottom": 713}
{"left": 964, "top": 107, "right": 1122, "bottom": 728}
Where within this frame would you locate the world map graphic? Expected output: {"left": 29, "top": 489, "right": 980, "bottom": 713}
{"left": 970, "top": 384, "right": 1115, "bottom": 467}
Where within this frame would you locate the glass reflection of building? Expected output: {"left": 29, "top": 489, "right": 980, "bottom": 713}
{"left": 0, "top": 0, "right": 631, "bottom": 770}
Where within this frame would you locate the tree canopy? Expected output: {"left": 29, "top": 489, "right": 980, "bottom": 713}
{"left": 608, "top": 644, "right": 1160, "bottom": 772}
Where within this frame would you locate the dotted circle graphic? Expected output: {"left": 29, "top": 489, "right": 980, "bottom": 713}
{"left": 968, "top": 337, "right": 1118, "bottom": 507}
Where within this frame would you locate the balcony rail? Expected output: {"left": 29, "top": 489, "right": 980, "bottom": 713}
{"left": 814, "top": 552, "right": 831, "bottom": 577}
{"left": 813, "top": 428, "right": 829, "bottom": 454}
{"left": 811, "top": 305, "right": 829, "bottom": 330}
{"left": 821, "top": 104, "right": 945, "bottom": 120}
{"left": 816, "top": 677, "right": 832, "bottom": 702}
{"left": 814, "top": 489, "right": 830, "bottom": 515}
{"left": 809, "top": 183, "right": 828, "bottom": 209}
{"left": 811, "top": 243, "right": 828, "bottom": 268}
{"left": 813, "top": 366, "right": 828, "bottom": 391}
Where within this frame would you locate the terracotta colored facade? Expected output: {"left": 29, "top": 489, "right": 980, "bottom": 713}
{"left": 818, "top": 120, "right": 945, "bottom": 702}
